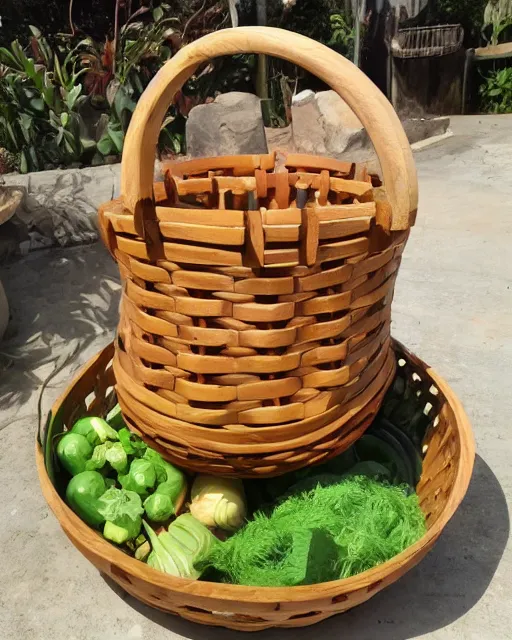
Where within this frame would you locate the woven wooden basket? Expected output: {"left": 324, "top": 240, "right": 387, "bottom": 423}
{"left": 98, "top": 27, "right": 419, "bottom": 477}
{"left": 36, "top": 340, "right": 475, "bottom": 631}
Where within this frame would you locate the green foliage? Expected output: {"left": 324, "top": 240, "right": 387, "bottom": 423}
{"left": 268, "top": 0, "right": 347, "bottom": 45}
{"left": 328, "top": 13, "right": 355, "bottom": 60}
{"left": 0, "top": 26, "right": 96, "bottom": 172}
{"left": 479, "top": 66, "right": 512, "bottom": 113}
{"left": 0, "top": 5, "right": 186, "bottom": 172}
{"left": 483, "top": 0, "right": 512, "bottom": 44}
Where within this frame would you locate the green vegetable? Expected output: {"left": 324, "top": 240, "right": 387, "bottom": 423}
{"left": 378, "top": 419, "right": 422, "bottom": 484}
{"left": 106, "top": 403, "right": 127, "bottom": 430}
{"left": 371, "top": 425, "right": 417, "bottom": 487}
{"left": 118, "top": 428, "right": 147, "bottom": 457}
{"left": 105, "top": 442, "right": 129, "bottom": 474}
{"left": 85, "top": 441, "right": 128, "bottom": 474}
{"left": 143, "top": 514, "right": 217, "bottom": 579}
{"left": 355, "top": 434, "right": 414, "bottom": 487}
{"left": 65, "top": 471, "right": 106, "bottom": 528}
{"left": 143, "top": 493, "right": 174, "bottom": 522}
{"left": 203, "top": 476, "right": 426, "bottom": 586}
{"left": 85, "top": 442, "right": 112, "bottom": 471}
{"left": 119, "top": 458, "right": 157, "bottom": 496}
{"left": 135, "top": 540, "right": 151, "bottom": 562}
{"left": 71, "top": 417, "right": 119, "bottom": 446}
{"left": 142, "top": 449, "right": 186, "bottom": 521}
{"left": 190, "top": 475, "right": 246, "bottom": 531}
{"left": 341, "top": 461, "right": 393, "bottom": 482}
{"left": 97, "top": 487, "right": 144, "bottom": 544}
{"left": 57, "top": 433, "right": 93, "bottom": 476}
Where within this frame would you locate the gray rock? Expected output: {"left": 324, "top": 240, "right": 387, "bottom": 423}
{"left": 292, "top": 90, "right": 369, "bottom": 159}
{"left": 265, "top": 124, "right": 295, "bottom": 153}
{"left": 291, "top": 89, "right": 326, "bottom": 155}
{"left": 291, "top": 90, "right": 450, "bottom": 164}
{"left": 186, "top": 92, "right": 268, "bottom": 157}
{"left": 316, "top": 90, "right": 369, "bottom": 155}
{"left": 402, "top": 117, "right": 450, "bottom": 145}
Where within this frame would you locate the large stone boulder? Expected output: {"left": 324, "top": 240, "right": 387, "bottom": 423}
{"left": 186, "top": 92, "right": 268, "bottom": 157}
{"left": 316, "top": 90, "right": 369, "bottom": 154}
{"left": 291, "top": 89, "right": 369, "bottom": 159}
{"left": 290, "top": 90, "right": 327, "bottom": 155}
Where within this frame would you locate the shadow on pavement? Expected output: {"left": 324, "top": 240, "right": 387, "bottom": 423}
{"left": 0, "top": 243, "right": 119, "bottom": 418}
{"left": 112, "top": 454, "right": 508, "bottom": 640}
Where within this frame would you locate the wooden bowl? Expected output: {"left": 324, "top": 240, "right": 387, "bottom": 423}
{"left": 36, "top": 340, "right": 474, "bottom": 631}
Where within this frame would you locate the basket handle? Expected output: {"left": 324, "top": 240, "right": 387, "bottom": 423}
{"left": 121, "top": 27, "right": 418, "bottom": 232}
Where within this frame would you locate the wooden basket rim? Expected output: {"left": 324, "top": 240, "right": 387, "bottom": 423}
{"left": 35, "top": 339, "right": 475, "bottom": 604}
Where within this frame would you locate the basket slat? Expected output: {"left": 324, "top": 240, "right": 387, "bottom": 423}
{"left": 36, "top": 339, "right": 475, "bottom": 630}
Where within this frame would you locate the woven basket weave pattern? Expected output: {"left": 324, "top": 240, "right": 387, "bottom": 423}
{"left": 99, "top": 153, "right": 408, "bottom": 476}
{"left": 36, "top": 340, "right": 475, "bottom": 630}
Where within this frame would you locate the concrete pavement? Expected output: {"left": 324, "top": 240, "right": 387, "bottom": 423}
{"left": 0, "top": 115, "right": 510, "bottom": 640}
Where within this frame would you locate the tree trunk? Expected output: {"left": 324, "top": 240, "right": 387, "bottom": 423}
{"left": 228, "top": 0, "right": 239, "bottom": 28}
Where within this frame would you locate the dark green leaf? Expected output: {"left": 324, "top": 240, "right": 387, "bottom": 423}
{"left": 29, "top": 25, "right": 42, "bottom": 38}
{"left": 0, "top": 47, "right": 23, "bottom": 70}
{"left": 153, "top": 6, "right": 164, "bottom": 22}
{"left": 107, "top": 123, "right": 124, "bottom": 153}
{"left": 18, "top": 115, "right": 32, "bottom": 144}
{"left": 28, "top": 145, "right": 40, "bottom": 170}
{"left": 30, "top": 98, "right": 45, "bottom": 112}
{"left": 81, "top": 138, "right": 97, "bottom": 151}
{"left": 65, "top": 84, "right": 82, "bottom": 111}
{"left": 97, "top": 135, "right": 114, "bottom": 155}
{"left": 20, "top": 149, "right": 29, "bottom": 173}
{"left": 6, "top": 121, "right": 19, "bottom": 148}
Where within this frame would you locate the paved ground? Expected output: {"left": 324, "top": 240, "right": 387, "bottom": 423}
{"left": 0, "top": 115, "right": 510, "bottom": 640}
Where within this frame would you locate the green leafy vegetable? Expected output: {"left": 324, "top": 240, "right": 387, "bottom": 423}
{"left": 119, "top": 458, "right": 157, "bottom": 496}
{"left": 105, "top": 442, "right": 129, "bottom": 474}
{"left": 118, "top": 427, "right": 147, "bottom": 457}
{"left": 97, "top": 487, "right": 144, "bottom": 544}
{"left": 202, "top": 476, "right": 426, "bottom": 586}
{"left": 85, "top": 442, "right": 112, "bottom": 471}
{"left": 106, "top": 404, "right": 127, "bottom": 431}
{"left": 144, "top": 449, "right": 186, "bottom": 498}
{"left": 97, "top": 487, "right": 144, "bottom": 522}
{"left": 143, "top": 514, "right": 217, "bottom": 579}
{"left": 71, "top": 417, "right": 119, "bottom": 446}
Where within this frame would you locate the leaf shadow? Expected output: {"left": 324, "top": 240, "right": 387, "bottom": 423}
{"left": 0, "top": 243, "right": 120, "bottom": 416}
